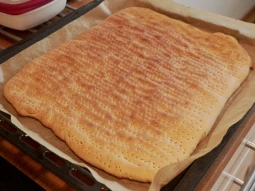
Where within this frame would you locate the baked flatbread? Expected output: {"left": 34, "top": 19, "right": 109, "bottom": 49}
{"left": 4, "top": 7, "right": 251, "bottom": 182}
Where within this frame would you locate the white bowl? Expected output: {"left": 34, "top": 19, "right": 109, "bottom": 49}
{"left": 0, "top": 0, "right": 67, "bottom": 31}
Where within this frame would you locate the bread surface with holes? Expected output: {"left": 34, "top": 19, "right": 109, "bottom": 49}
{"left": 4, "top": 7, "right": 251, "bottom": 182}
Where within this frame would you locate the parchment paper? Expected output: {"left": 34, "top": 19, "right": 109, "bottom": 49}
{"left": 0, "top": 0, "right": 255, "bottom": 191}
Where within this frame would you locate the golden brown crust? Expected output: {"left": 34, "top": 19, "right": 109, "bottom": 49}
{"left": 4, "top": 7, "right": 251, "bottom": 182}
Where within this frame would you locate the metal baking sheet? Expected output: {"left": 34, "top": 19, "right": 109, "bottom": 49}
{"left": 0, "top": 0, "right": 254, "bottom": 190}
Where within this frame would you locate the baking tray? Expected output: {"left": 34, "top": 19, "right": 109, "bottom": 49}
{"left": 0, "top": 0, "right": 254, "bottom": 190}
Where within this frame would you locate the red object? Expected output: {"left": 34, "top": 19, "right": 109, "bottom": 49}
{"left": 0, "top": 0, "right": 53, "bottom": 15}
